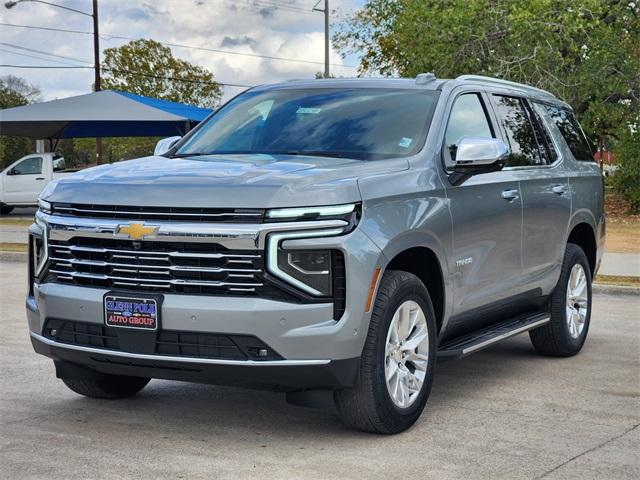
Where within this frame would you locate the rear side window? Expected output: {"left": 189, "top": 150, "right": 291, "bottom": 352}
{"left": 528, "top": 103, "right": 558, "bottom": 164}
{"left": 493, "top": 95, "right": 546, "bottom": 167}
{"left": 543, "top": 106, "right": 594, "bottom": 161}
{"left": 444, "top": 93, "right": 494, "bottom": 164}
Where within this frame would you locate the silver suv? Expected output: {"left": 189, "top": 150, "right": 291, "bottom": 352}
{"left": 27, "top": 74, "right": 604, "bottom": 433}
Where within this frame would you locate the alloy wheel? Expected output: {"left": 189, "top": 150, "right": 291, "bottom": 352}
{"left": 384, "top": 300, "right": 430, "bottom": 408}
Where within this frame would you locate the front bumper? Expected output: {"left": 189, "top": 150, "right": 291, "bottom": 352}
{"left": 31, "top": 332, "right": 360, "bottom": 390}
{"left": 27, "top": 213, "right": 383, "bottom": 388}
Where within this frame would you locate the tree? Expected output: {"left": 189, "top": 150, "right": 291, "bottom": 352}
{"left": 335, "top": 0, "right": 639, "bottom": 204}
{"left": 335, "top": 0, "right": 639, "bottom": 140}
{"left": 101, "top": 39, "right": 222, "bottom": 108}
{"left": 0, "top": 75, "right": 41, "bottom": 168}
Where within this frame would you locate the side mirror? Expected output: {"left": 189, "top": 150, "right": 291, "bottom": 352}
{"left": 6, "top": 168, "right": 16, "bottom": 176}
{"left": 154, "top": 136, "right": 182, "bottom": 156}
{"left": 449, "top": 137, "right": 509, "bottom": 186}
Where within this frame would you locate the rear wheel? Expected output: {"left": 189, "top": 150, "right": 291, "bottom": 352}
{"left": 61, "top": 373, "right": 150, "bottom": 399}
{"left": 529, "top": 243, "right": 592, "bottom": 357}
{"left": 334, "top": 270, "right": 436, "bottom": 434}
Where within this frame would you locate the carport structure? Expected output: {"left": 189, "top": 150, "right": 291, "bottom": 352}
{"left": 0, "top": 90, "right": 212, "bottom": 154}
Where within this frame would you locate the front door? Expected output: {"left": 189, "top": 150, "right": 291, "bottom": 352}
{"left": 442, "top": 92, "right": 524, "bottom": 321}
{"left": 2, "top": 156, "right": 45, "bottom": 204}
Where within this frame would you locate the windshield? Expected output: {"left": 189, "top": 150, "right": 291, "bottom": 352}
{"left": 176, "top": 88, "right": 439, "bottom": 161}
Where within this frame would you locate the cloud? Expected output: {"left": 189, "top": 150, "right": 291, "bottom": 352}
{"left": 220, "top": 36, "right": 259, "bottom": 50}
{"left": 0, "top": 0, "right": 363, "bottom": 103}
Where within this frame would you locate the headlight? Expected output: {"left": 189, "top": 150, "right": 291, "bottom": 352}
{"left": 29, "top": 220, "right": 48, "bottom": 278}
{"left": 278, "top": 249, "right": 333, "bottom": 296}
{"left": 267, "top": 228, "right": 344, "bottom": 296}
{"left": 266, "top": 203, "right": 360, "bottom": 230}
{"left": 38, "top": 198, "right": 52, "bottom": 215}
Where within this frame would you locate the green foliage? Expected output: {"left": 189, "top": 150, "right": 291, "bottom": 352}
{"left": 336, "top": 0, "right": 639, "bottom": 135}
{"left": 613, "top": 129, "right": 640, "bottom": 213}
{"left": 0, "top": 75, "right": 40, "bottom": 168}
{"left": 69, "top": 137, "right": 161, "bottom": 166}
{"left": 102, "top": 39, "right": 222, "bottom": 108}
{"left": 335, "top": 0, "right": 639, "bottom": 207}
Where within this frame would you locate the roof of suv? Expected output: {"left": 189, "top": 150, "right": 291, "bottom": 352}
{"left": 251, "top": 74, "right": 565, "bottom": 107}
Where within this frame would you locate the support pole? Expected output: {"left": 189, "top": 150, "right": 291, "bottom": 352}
{"left": 93, "top": 0, "right": 102, "bottom": 164}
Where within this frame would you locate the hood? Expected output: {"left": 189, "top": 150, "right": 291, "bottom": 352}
{"left": 42, "top": 154, "right": 408, "bottom": 209}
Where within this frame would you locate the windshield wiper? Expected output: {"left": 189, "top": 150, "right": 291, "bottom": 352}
{"left": 280, "top": 151, "right": 354, "bottom": 159}
{"left": 169, "top": 152, "right": 212, "bottom": 158}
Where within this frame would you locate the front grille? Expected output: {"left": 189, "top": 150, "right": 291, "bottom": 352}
{"left": 43, "top": 319, "right": 283, "bottom": 361}
{"left": 46, "top": 237, "right": 280, "bottom": 297}
{"left": 51, "top": 203, "right": 265, "bottom": 223}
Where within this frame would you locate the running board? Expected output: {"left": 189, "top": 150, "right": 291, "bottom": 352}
{"left": 437, "top": 312, "right": 550, "bottom": 358}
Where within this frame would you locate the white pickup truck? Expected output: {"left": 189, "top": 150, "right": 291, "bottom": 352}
{"left": 1, "top": 153, "right": 74, "bottom": 215}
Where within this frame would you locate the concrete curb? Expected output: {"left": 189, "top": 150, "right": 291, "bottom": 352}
{"left": 0, "top": 251, "right": 27, "bottom": 263}
{"left": 593, "top": 283, "right": 640, "bottom": 296}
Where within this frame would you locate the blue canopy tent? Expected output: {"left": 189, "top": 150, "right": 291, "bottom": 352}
{"left": 0, "top": 90, "right": 212, "bottom": 139}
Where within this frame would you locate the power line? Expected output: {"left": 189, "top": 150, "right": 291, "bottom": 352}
{"left": 1, "top": 64, "right": 88, "bottom": 68}
{"left": 0, "top": 64, "right": 254, "bottom": 89}
{"left": 103, "top": 68, "right": 253, "bottom": 89}
{"left": 0, "top": 23, "right": 89, "bottom": 35}
{"left": 0, "top": 48, "right": 85, "bottom": 66}
{"left": 0, "top": 22, "right": 357, "bottom": 69}
{"left": 0, "top": 41, "right": 91, "bottom": 65}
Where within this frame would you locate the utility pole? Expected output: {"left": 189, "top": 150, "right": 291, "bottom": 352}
{"left": 92, "top": 0, "right": 102, "bottom": 164}
{"left": 313, "top": 0, "right": 330, "bottom": 78}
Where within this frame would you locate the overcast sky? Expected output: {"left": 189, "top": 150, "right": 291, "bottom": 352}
{"left": 0, "top": 0, "right": 364, "bottom": 103}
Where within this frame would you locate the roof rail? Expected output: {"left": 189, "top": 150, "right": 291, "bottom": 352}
{"left": 415, "top": 73, "right": 437, "bottom": 85}
{"left": 455, "top": 75, "right": 556, "bottom": 98}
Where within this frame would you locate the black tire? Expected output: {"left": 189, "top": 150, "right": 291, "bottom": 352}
{"left": 529, "top": 243, "right": 592, "bottom": 357}
{"left": 61, "top": 373, "right": 150, "bottom": 399}
{"left": 334, "top": 270, "right": 437, "bottom": 434}
{"left": 0, "top": 204, "right": 14, "bottom": 215}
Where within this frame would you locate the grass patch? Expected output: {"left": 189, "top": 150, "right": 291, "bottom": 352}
{"left": 594, "top": 275, "right": 640, "bottom": 287}
{"left": 606, "top": 219, "right": 640, "bottom": 253}
{"left": 0, "top": 218, "right": 33, "bottom": 227}
{"left": 0, "top": 242, "right": 27, "bottom": 252}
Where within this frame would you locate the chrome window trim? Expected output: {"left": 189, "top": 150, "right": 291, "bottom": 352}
{"left": 31, "top": 332, "right": 331, "bottom": 366}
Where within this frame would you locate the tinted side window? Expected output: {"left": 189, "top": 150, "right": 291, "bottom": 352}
{"left": 543, "top": 105, "right": 594, "bottom": 161}
{"left": 444, "top": 93, "right": 493, "bottom": 164}
{"left": 493, "top": 95, "right": 544, "bottom": 167}
{"left": 13, "top": 157, "right": 43, "bottom": 175}
{"left": 528, "top": 102, "right": 558, "bottom": 164}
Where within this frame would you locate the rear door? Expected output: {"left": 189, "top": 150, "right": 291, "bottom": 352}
{"left": 2, "top": 156, "right": 45, "bottom": 204}
{"left": 488, "top": 95, "right": 571, "bottom": 294}
{"left": 442, "top": 90, "right": 524, "bottom": 322}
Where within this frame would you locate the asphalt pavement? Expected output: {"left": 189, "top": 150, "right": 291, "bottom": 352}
{"left": 0, "top": 260, "right": 638, "bottom": 479}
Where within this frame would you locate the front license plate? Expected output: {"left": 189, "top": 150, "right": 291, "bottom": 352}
{"left": 104, "top": 295, "right": 159, "bottom": 330}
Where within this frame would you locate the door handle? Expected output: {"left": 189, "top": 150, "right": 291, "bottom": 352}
{"left": 552, "top": 185, "right": 567, "bottom": 195}
{"left": 35, "top": 177, "right": 45, "bottom": 180}
{"left": 501, "top": 189, "right": 520, "bottom": 201}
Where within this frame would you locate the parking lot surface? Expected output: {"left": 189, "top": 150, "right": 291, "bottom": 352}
{"left": 1, "top": 260, "right": 638, "bottom": 480}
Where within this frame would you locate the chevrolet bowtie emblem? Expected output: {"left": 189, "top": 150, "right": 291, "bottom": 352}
{"left": 116, "top": 223, "right": 159, "bottom": 240}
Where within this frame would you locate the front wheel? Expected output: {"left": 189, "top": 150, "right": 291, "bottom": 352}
{"left": 334, "top": 270, "right": 437, "bottom": 434}
{"left": 529, "top": 243, "right": 592, "bottom": 357}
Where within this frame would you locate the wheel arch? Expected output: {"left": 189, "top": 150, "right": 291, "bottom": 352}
{"left": 566, "top": 214, "right": 597, "bottom": 277}
{"left": 380, "top": 240, "right": 448, "bottom": 334}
